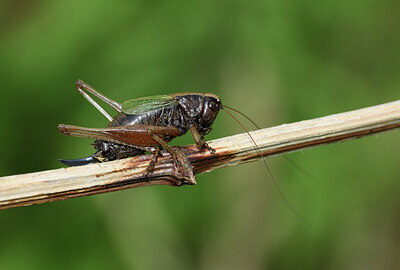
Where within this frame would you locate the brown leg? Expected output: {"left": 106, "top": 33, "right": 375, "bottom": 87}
{"left": 145, "top": 147, "right": 161, "bottom": 175}
{"left": 58, "top": 124, "right": 181, "bottom": 148}
{"left": 148, "top": 129, "right": 195, "bottom": 185}
{"left": 189, "top": 126, "right": 215, "bottom": 154}
{"left": 148, "top": 131, "right": 181, "bottom": 165}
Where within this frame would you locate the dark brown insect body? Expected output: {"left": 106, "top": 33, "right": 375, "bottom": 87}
{"left": 58, "top": 80, "right": 221, "bottom": 166}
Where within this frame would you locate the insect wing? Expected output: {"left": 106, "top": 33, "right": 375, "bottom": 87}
{"left": 121, "top": 95, "right": 178, "bottom": 115}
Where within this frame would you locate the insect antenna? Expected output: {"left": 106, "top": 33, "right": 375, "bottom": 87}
{"left": 221, "top": 106, "right": 311, "bottom": 226}
{"left": 223, "top": 105, "right": 314, "bottom": 180}
{"left": 222, "top": 104, "right": 262, "bottom": 129}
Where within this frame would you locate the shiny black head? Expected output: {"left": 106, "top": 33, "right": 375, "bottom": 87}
{"left": 172, "top": 93, "right": 222, "bottom": 135}
{"left": 197, "top": 94, "right": 222, "bottom": 135}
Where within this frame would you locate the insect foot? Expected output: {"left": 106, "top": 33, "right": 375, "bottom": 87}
{"left": 203, "top": 142, "right": 216, "bottom": 154}
{"left": 170, "top": 146, "right": 196, "bottom": 186}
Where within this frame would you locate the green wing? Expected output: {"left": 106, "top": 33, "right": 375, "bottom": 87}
{"left": 121, "top": 95, "right": 178, "bottom": 115}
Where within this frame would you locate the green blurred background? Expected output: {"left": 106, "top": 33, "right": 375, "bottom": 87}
{"left": 1, "top": 0, "right": 399, "bottom": 269}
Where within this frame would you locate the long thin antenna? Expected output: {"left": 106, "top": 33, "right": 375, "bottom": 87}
{"left": 222, "top": 107, "right": 311, "bottom": 226}
{"left": 223, "top": 105, "right": 314, "bottom": 180}
{"left": 222, "top": 105, "right": 261, "bottom": 129}
{"left": 283, "top": 156, "right": 315, "bottom": 180}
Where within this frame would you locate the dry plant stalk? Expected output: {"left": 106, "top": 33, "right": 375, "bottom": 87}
{"left": 1, "top": 100, "right": 399, "bottom": 210}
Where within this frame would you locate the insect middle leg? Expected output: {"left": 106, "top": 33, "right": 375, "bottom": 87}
{"left": 147, "top": 133, "right": 195, "bottom": 185}
{"left": 147, "top": 127, "right": 187, "bottom": 168}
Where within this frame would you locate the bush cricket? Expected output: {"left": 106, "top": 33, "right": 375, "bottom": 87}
{"left": 58, "top": 80, "right": 309, "bottom": 224}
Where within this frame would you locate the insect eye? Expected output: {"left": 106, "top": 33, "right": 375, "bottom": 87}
{"left": 202, "top": 102, "right": 217, "bottom": 122}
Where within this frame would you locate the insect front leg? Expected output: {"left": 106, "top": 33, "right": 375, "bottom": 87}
{"left": 189, "top": 126, "right": 215, "bottom": 154}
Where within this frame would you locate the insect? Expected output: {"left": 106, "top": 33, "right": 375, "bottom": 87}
{"left": 59, "top": 80, "right": 309, "bottom": 224}
{"left": 58, "top": 80, "right": 222, "bottom": 174}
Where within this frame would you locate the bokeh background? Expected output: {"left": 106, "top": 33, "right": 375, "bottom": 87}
{"left": 1, "top": 1, "right": 399, "bottom": 269}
